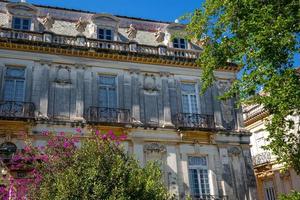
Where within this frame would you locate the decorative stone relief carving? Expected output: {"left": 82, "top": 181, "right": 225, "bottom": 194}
{"left": 144, "top": 143, "right": 166, "bottom": 153}
{"left": 42, "top": 13, "right": 55, "bottom": 31}
{"left": 126, "top": 24, "right": 137, "bottom": 40}
{"left": 217, "top": 80, "right": 234, "bottom": 124}
{"left": 143, "top": 73, "right": 160, "bottom": 92}
{"left": 55, "top": 66, "right": 71, "bottom": 84}
{"left": 75, "top": 17, "right": 89, "bottom": 35}
{"left": 154, "top": 28, "right": 165, "bottom": 43}
{"left": 228, "top": 146, "right": 241, "bottom": 157}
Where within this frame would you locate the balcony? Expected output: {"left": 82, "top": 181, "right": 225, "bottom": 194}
{"left": 0, "top": 101, "right": 35, "bottom": 120}
{"left": 252, "top": 151, "right": 272, "bottom": 166}
{"left": 0, "top": 27, "right": 200, "bottom": 62}
{"left": 175, "top": 113, "right": 215, "bottom": 130}
{"left": 85, "top": 107, "right": 131, "bottom": 125}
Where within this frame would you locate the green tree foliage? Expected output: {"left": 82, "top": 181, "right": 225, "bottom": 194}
{"left": 185, "top": 0, "right": 300, "bottom": 172}
{"left": 0, "top": 131, "right": 170, "bottom": 200}
{"left": 31, "top": 136, "right": 170, "bottom": 200}
{"left": 279, "top": 191, "right": 300, "bottom": 200}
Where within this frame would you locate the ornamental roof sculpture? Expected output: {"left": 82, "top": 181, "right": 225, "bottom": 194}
{"left": 75, "top": 17, "right": 89, "bottom": 35}
{"left": 154, "top": 28, "right": 165, "bottom": 43}
{"left": 42, "top": 13, "right": 55, "bottom": 31}
{"left": 126, "top": 24, "right": 137, "bottom": 40}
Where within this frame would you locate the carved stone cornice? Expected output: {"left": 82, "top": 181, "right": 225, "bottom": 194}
{"left": 0, "top": 41, "right": 238, "bottom": 72}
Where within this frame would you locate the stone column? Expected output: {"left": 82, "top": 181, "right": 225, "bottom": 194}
{"left": 130, "top": 69, "right": 141, "bottom": 124}
{"left": 123, "top": 72, "right": 132, "bottom": 111}
{"left": 208, "top": 153, "right": 220, "bottom": 196}
{"left": 75, "top": 65, "right": 85, "bottom": 120}
{"left": 25, "top": 65, "right": 33, "bottom": 102}
{"left": 133, "top": 142, "right": 144, "bottom": 166}
{"left": 0, "top": 63, "right": 4, "bottom": 99}
{"left": 32, "top": 61, "right": 50, "bottom": 117}
{"left": 217, "top": 146, "right": 234, "bottom": 197}
{"left": 160, "top": 72, "right": 173, "bottom": 127}
{"left": 242, "top": 147, "right": 258, "bottom": 200}
{"left": 166, "top": 145, "right": 179, "bottom": 198}
{"left": 83, "top": 69, "right": 92, "bottom": 114}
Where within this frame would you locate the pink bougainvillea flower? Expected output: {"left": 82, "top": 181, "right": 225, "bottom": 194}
{"left": 24, "top": 146, "right": 31, "bottom": 153}
{"left": 107, "top": 130, "right": 114, "bottom": 136}
{"left": 119, "top": 134, "right": 127, "bottom": 141}
{"left": 75, "top": 128, "right": 82, "bottom": 133}
{"left": 101, "top": 134, "right": 107, "bottom": 140}
{"left": 95, "top": 130, "right": 100, "bottom": 136}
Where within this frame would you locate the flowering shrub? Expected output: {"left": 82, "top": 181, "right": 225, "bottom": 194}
{"left": 0, "top": 130, "right": 170, "bottom": 200}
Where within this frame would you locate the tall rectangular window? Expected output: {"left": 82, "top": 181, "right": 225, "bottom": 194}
{"left": 264, "top": 180, "right": 276, "bottom": 200}
{"left": 98, "top": 75, "right": 117, "bottom": 108}
{"left": 3, "top": 67, "right": 25, "bottom": 101}
{"left": 12, "top": 17, "right": 31, "bottom": 30}
{"left": 173, "top": 38, "right": 187, "bottom": 49}
{"left": 98, "top": 28, "right": 113, "bottom": 40}
{"left": 188, "top": 156, "right": 210, "bottom": 198}
{"left": 181, "top": 83, "right": 198, "bottom": 113}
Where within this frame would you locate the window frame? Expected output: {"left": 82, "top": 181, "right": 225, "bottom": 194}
{"left": 188, "top": 156, "right": 211, "bottom": 198}
{"left": 263, "top": 180, "right": 276, "bottom": 200}
{"left": 181, "top": 82, "right": 200, "bottom": 114}
{"left": 97, "top": 28, "right": 113, "bottom": 41}
{"left": 3, "top": 66, "right": 26, "bottom": 102}
{"left": 98, "top": 74, "right": 118, "bottom": 108}
{"left": 173, "top": 38, "right": 187, "bottom": 49}
{"left": 12, "top": 17, "right": 31, "bottom": 31}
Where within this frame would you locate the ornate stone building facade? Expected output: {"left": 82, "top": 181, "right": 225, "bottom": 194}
{"left": 244, "top": 105, "right": 300, "bottom": 200}
{"left": 0, "top": 1, "right": 257, "bottom": 199}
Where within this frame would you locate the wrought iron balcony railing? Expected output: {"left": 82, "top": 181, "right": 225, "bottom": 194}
{"left": 86, "top": 107, "right": 131, "bottom": 125}
{"left": 0, "top": 101, "right": 35, "bottom": 119}
{"left": 0, "top": 27, "right": 200, "bottom": 61}
{"left": 175, "top": 113, "right": 215, "bottom": 130}
{"left": 252, "top": 151, "right": 272, "bottom": 166}
{"left": 192, "top": 195, "right": 228, "bottom": 200}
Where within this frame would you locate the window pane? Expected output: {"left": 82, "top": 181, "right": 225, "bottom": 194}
{"left": 12, "top": 18, "right": 21, "bottom": 29}
{"left": 182, "top": 95, "right": 189, "bottom": 113}
{"left": 190, "top": 95, "right": 198, "bottom": 113}
{"left": 188, "top": 157, "right": 210, "bottom": 198}
{"left": 4, "top": 80, "right": 14, "bottom": 101}
{"left": 98, "top": 75, "right": 117, "bottom": 108}
{"left": 15, "top": 80, "right": 25, "bottom": 101}
{"left": 173, "top": 38, "right": 179, "bottom": 48}
{"left": 99, "top": 87, "right": 108, "bottom": 107}
{"left": 180, "top": 38, "right": 186, "bottom": 49}
{"left": 22, "top": 19, "right": 30, "bottom": 30}
{"left": 98, "top": 29, "right": 104, "bottom": 39}
{"left": 181, "top": 83, "right": 198, "bottom": 114}
{"left": 4, "top": 68, "right": 25, "bottom": 102}
{"left": 189, "top": 169, "right": 200, "bottom": 197}
{"left": 105, "top": 29, "right": 112, "bottom": 40}
{"left": 108, "top": 88, "right": 117, "bottom": 108}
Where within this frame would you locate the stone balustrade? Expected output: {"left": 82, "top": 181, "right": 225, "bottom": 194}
{"left": 0, "top": 28, "right": 200, "bottom": 60}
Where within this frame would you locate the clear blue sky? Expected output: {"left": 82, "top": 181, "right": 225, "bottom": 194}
{"left": 27, "top": 0, "right": 202, "bottom": 23}
{"left": 26, "top": 0, "right": 299, "bottom": 67}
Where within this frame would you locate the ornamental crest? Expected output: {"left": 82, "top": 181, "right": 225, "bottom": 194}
{"left": 144, "top": 143, "right": 166, "bottom": 153}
